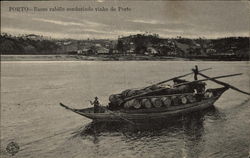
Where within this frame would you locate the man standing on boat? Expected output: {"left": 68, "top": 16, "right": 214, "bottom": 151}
{"left": 90, "top": 97, "right": 100, "bottom": 113}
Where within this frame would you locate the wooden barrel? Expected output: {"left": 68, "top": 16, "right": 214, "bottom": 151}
{"left": 127, "top": 90, "right": 138, "bottom": 97}
{"left": 109, "top": 94, "right": 122, "bottom": 103}
{"left": 186, "top": 95, "right": 196, "bottom": 103}
{"left": 121, "top": 89, "right": 131, "bottom": 97}
{"left": 150, "top": 85, "right": 160, "bottom": 90}
{"left": 161, "top": 97, "right": 171, "bottom": 107}
{"left": 141, "top": 98, "right": 152, "bottom": 109}
{"left": 204, "top": 91, "right": 213, "bottom": 98}
{"left": 133, "top": 99, "right": 141, "bottom": 109}
{"left": 144, "top": 87, "right": 152, "bottom": 93}
{"left": 177, "top": 85, "right": 190, "bottom": 93}
{"left": 109, "top": 94, "right": 116, "bottom": 102}
{"left": 180, "top": 96, "right": 188, "bottom": 104}
{"left": 124, "top": 99, "right": 133, "bottom": 109}
{"left": 117, "top": 98, "right": 124, "bottom": 106}
{"left": 124, "top": 99, "right": 141, "bottom": 109}
{"left": 134, "top": 90, "right": 143, "bottom": 96}
{"left": 171, "top": 96, "right": 180, "bottom": 106}
{"left": 151, "top": 98, "right": 163, "bottom": 108}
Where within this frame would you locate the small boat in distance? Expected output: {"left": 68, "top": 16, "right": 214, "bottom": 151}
{"left": 60, "top": 65, "right": 250, "bottom": 124}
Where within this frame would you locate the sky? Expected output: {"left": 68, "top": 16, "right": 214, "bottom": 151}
{"left": 1, "top": 1, "right": 249, "bottom": 39}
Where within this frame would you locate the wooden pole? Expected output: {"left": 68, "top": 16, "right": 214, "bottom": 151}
{"left": 175, "top": 73, "right": 242, "bottom": 87}
{"left": 121, "top": 73, "right": 243, "bottom": 104}
{"left": 144, "top": 67, "right": 212, "bottom": 89}
{"left": 197, "top": 72, "right": 250, "bottom": 96}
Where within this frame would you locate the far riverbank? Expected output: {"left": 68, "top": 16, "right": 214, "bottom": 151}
{"left": 1, "top": 55, "right": 188, "bottom": 61}
{"left": 1, "top": 54, "right": 249, "bottom": 61}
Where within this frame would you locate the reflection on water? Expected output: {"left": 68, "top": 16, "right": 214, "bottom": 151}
{"left": 68, "top": 106, "right": 228, "bottom": 158}
{"left": 73, "top": 106, "right": 220, "bottom": 142}
{"left": 1, "top": 61, "right": 249, "bottom": 158}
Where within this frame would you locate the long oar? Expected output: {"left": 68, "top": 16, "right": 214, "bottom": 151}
{"left": 121, "top": 73, "right": 243, "bottom": 104}
{"left": 174, "top": 73, "right": 242, "bottom": 87}
{"left": 197, "top": 72, "right": 250, "bottom": 96}
{"left": 144, "top": 67, "right": 212, "bottom": 89}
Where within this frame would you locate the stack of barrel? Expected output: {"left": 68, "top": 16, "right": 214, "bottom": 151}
{"left": 123, "top": 97, "right": 172, "bottom": 109}
{"left": 109, "top": 85, "right": 196, "bottom": 110}
{"left": 109, "top": 94, "right": 172, "bottom": 110}
{"left": 109, "top": 86, "right": 160, "bottom": 109}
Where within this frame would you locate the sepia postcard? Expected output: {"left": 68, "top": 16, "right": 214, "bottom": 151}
{"left": 1, "top": 1, "right": 250, "bottom": 158}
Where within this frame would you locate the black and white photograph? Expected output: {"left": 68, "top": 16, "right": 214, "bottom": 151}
{"left": 1, "top": 1, "right": 250, "bottom": 158}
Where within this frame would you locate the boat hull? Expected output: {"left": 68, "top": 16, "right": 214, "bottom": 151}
{"left": 60, "top": 87, "right": 228, "bottom": 122}
{"left": 76, "top": 97, "right": 217, "bottom": 122}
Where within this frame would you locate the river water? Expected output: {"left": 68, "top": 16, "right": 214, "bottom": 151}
{"left": 1, "top": 61, "right": 250, "bottom": 158}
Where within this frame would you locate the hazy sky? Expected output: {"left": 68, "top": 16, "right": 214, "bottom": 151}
{"left": 1, "top": 1, "right": 249, "bottom": 39}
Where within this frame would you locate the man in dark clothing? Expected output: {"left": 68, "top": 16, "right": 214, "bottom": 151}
{"left": 90, "top": 97, "right": 100, "bottom": 113}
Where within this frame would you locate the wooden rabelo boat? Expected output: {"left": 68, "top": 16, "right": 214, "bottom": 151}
{"left": 60, "top": 66, "right": 249, "bottom": 124}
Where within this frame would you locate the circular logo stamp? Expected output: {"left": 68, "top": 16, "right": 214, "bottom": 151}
{"left": 6, "top": 141, "right": 20, "bottom": 156}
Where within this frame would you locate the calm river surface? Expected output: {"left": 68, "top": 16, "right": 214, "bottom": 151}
{"left": 1, "top": 61, "right": 250, "bottom": 158}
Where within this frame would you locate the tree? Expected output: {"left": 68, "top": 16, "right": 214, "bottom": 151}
{"left": 117, "top": 40, "right": 124, "bottom": 53}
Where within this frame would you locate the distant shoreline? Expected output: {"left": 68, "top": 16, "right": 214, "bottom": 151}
{"left": 1, "top": 54, "right": 187, "bottom": 61}
{"left": 1, "top": 54, "right": 248, "bottom": 61}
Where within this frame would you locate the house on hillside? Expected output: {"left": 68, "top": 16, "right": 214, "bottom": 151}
{"left": 145, "top": 47, "right": 159, "bottom": 55}
{"left": 25, "top": 34, "right": 44, "bottom": 41}
{"left": 111, "top": 49, "right": 119, "bottom": 54}
{"left": 174, "top": 41, "right": 189, "bottom": 56}
{"left": 77, "top": 48, "right": 90, "bottom": 55}
{"left": 58, "top": 41, "right": 78, "bottom": 54}
{"left": 96, "top": 47, "right": 109, "bottom": 54}
{"left": 206, "top": 48, "right": 217, "bottom": 55}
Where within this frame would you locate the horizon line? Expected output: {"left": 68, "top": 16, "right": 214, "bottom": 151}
{"left": 1, "top": 32, "right": 249, "bottom": 40}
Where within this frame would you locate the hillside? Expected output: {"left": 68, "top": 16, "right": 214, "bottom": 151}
{"left": 1, "top": 33, "right": 249, "bottom": 60}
